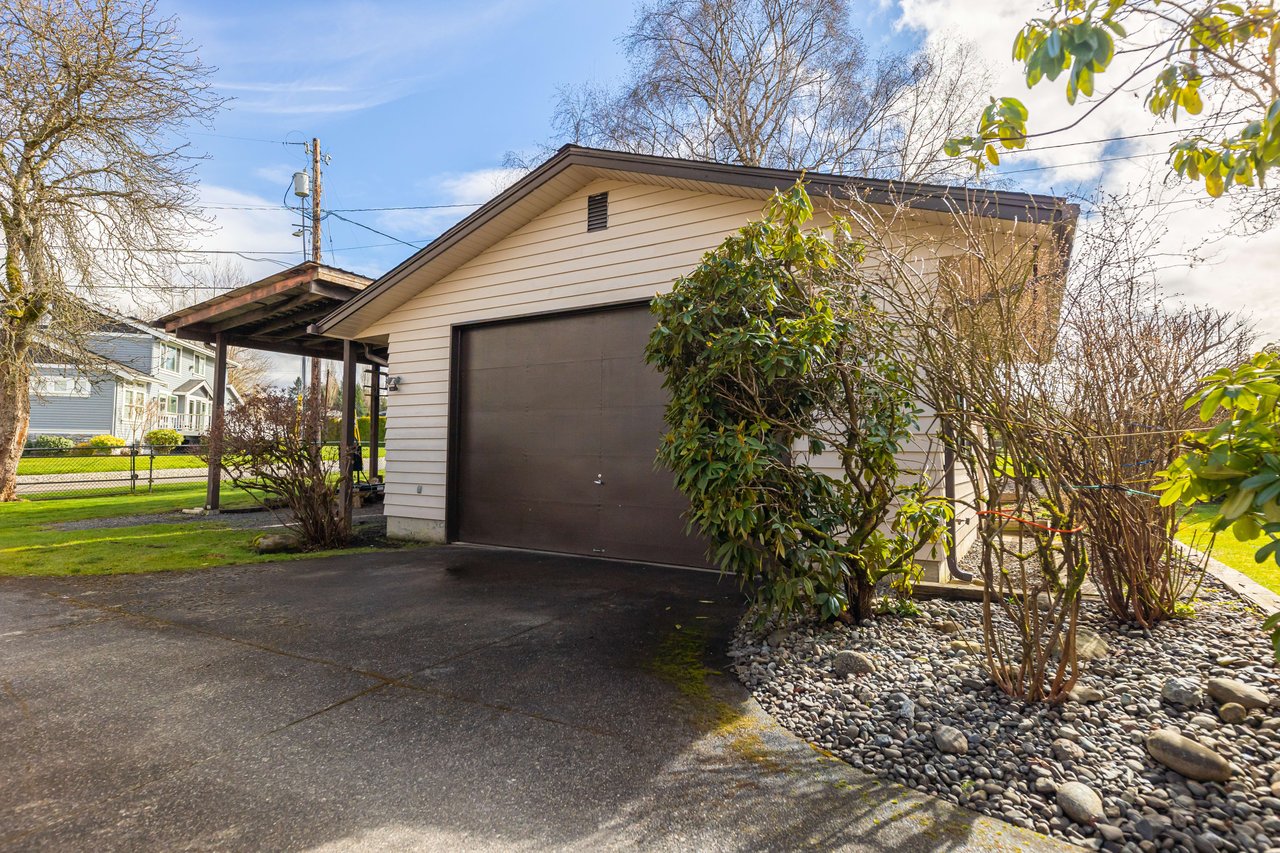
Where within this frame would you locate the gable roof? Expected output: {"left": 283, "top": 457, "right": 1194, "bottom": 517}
{"left": 91, "top": 305, "right": 218, "bottom": 354}
{"left": 314, "top": 145, "right": 1079, "bottom": 340}
{"left": 171, "top": 377, "right": 210, "bottom": 396}
{"left": 33, "top": 338, "right": 153, "bottom": 384}
{"left": 154, "top": 261, "right": 376, "bottom": 361}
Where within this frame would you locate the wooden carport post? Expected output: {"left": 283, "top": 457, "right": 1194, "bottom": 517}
{"left": 368, "top": 364, "right": 380, "bottom": 483}
{"left": 205, "top": 333, "right": 228, "bottom": 511}
{"left": 339, "top": 339, "right": 357, "bottom": 532}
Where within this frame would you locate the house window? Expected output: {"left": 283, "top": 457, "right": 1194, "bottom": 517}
{"left": 190, "top": 353, "right": 206, "bottom": 375}
{"left": 166, "top": 395, "right": 178, "bottom": 414}
{"left": 123, "top": 388, "right": 145, "bottom": 420}
{"left": 161, "top": 344, "right": 179, "bottom": 372}
{"left": 31, "top": 376, "right": 91, "bottom": 397}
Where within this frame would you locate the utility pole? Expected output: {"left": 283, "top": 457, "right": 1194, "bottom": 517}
{"left": 308, "top": 137, "right": 323, "bottom": 441}
{"left": 310, "top": 137, "right": 323, "bottom": 264}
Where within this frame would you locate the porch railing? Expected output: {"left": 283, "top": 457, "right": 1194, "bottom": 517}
{"left": 154, "top": 413, "right": 210, "bottom": 433}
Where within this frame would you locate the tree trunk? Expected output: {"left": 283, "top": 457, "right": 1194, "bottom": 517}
{"left": 849, "top": 573, "right": 876, "bottom": 622}
{"left": 0, "top": 357, "right": 31, "bottom": 501}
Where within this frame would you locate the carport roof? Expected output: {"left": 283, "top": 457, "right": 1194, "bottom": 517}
{"left": 153, "top": 261, "right": 384, "bottom": 361}
{"left": 313, "top": 144, "right": 1079, "bottom": 340}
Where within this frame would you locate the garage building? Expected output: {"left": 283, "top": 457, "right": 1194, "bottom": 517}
{"left": 314, "top": 146, "right": 1075, "bottom": 578}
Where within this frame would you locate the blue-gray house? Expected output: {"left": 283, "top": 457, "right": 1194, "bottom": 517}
{"left": 28, "top": 312, "right": 241, "bottom": 444}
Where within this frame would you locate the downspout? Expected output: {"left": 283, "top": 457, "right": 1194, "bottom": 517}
{"left": 111, "top": 380, "right": 120, "bottom": 440}
{"left": 942, "top": 418, "right": 973, "bottom": 583}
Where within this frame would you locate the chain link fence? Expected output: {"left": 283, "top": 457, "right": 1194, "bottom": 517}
{"left": 16, "top": 442, "right": 383, "bottom": 499}
{"left": 16, "top": 444, "right": 220, "bottom": 498}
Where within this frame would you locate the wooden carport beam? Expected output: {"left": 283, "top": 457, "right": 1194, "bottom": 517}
{"left": 169, "top": 326, "right": 350, "bottom": 361}
{"left": 204, "top": 292, "right": 315, "bottom": 334}
{"left": 205, "top": 333, "right": 229, "bottom": 511}
{"left": 308, "top": 280, "right": 360, "bottom": 301}
{"left": 246, "top": 303, "right": 335, "bottom": 337}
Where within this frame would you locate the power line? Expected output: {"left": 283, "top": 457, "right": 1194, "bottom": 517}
{"left": 192, "top": 121, "right": 1241, "bottom": 214}
{"left": 890, "top": 120, "right": 1242, "bottom": 173}
{"left": 184, "top": 131, "right": 306, "bottom": 146}
{"left": 328, "top": 202, "right": 481, "bottom": 212}
{"left": 200, "top": 204, "right": 293, "bottom": 211}
{"left": 57, "top": 241, "right": 421, "bottom": 257}
{"left": 996, "top": 150, "right": 1167, "bottom": 177}
{"left": 197, "top": 201, "right": 483, "bottom": 213}
{"left": 325, "top": 210, "right": 426, "bottom": 248}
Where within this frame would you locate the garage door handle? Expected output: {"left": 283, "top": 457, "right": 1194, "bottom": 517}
{"left": 594, "top": 474, "right": 604, "bottom": 485}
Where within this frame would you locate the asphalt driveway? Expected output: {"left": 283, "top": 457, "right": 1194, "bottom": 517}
{"left": 0, "top": 545, "right": 1066, "bottom": 852}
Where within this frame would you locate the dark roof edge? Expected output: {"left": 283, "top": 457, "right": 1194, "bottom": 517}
{"left": 153, "top": 261, "right": 373, "bottom": 329}
{"left": 315, "top": 145, "right": 1078, "bottom": 336}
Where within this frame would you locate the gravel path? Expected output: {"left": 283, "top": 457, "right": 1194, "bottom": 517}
{"left": 733, "top": 577, "right": 1280, "bottom": 851}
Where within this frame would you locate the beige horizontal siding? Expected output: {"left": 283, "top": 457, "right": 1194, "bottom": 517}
{"left": 369, "top": 178, "right": 979, "bottom": 549}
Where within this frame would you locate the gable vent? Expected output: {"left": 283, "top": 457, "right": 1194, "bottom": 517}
{"left": 586, "top": 192, "right": 608, "bottom": 232}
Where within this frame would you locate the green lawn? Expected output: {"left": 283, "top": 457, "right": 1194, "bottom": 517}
{"left": 1178, "top": 504, "right": 1280, "bottom": 595}
{"left": 17, "top": 453, "right": 206, "bottom": 475}
{"left": 1, "top": 483, "right": 408, "bottom": 577}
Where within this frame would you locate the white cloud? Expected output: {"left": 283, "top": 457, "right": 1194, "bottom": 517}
{"left": 374, "top": 166, "right": 525, "bottom": 239}
{"left": 253, "top": 164, "right": 299, "bottom": 186}
{"left": 439, "top": 167, "right": 526, "bottom": 205}
{"left": 893, "top": 0, "right": 1280, "bottom": 339}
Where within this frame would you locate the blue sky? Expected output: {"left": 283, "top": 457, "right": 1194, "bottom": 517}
{"left": 169, "top": 0, "right": 924, "bottom": 282}
{"left": 159, "top": 0, "right": 1275, "bottom": 358}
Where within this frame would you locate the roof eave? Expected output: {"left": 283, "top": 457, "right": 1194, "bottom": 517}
{"left": 314, "top": 145, "right": 1077, "bottom": 339}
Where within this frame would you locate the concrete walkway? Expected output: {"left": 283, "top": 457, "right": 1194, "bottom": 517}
{"left": 0, "top": 546, "right": 1069, "bottom": 852}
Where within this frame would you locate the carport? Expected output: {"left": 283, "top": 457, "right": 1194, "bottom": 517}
{"left": 153, "top": 261, "right": 388, "bottom": 522}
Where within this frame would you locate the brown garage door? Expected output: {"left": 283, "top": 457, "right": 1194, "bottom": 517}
{"left": 453, "top": 304, "right": 708, "bottom": 567}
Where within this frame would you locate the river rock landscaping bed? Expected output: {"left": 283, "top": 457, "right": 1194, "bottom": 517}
{"left": 731, "top": 576, "right": 1280, "bottom": 851}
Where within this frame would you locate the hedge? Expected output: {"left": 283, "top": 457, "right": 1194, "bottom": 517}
{"left": 30, "top": 435, "right": 75, "bottom": 450}
{"left": 144, "top": 428, "right": 184, "bottom": 450}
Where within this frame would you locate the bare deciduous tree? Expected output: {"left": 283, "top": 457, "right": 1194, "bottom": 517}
{"left": 534, "top": 1, "right": 989, "bottom": 183}
{"left": 226, "top": 346, "right": 274, "bottom": 396}
{"left": 0, "top": 0, "right": 221, "bottom": 500}
{"left": 853, "top": 40, "right": 997, "bottom": 184}
{"left": 144, "top": 258, "right": 275, "bottom": 395}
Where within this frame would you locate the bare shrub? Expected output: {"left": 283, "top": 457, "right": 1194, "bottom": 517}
{"left": 1050, "top": 204, "right": 1254, "bottom": 625}
{"left": 213, "top": 387, "right": 348, "bottom": 549}
{"left": 845, "top": 199, "right": 1086, "bottom": 702}
{"left": 845, "top": 188, "right": 1255, "bottom": 693}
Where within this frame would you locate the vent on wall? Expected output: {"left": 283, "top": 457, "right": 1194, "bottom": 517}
{"left": 586, "top": 192, "right": 608, "bottom": 232}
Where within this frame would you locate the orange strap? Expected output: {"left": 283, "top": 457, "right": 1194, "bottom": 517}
{"left": 978, "top": 509, "right": 1084, "bottom": 534}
